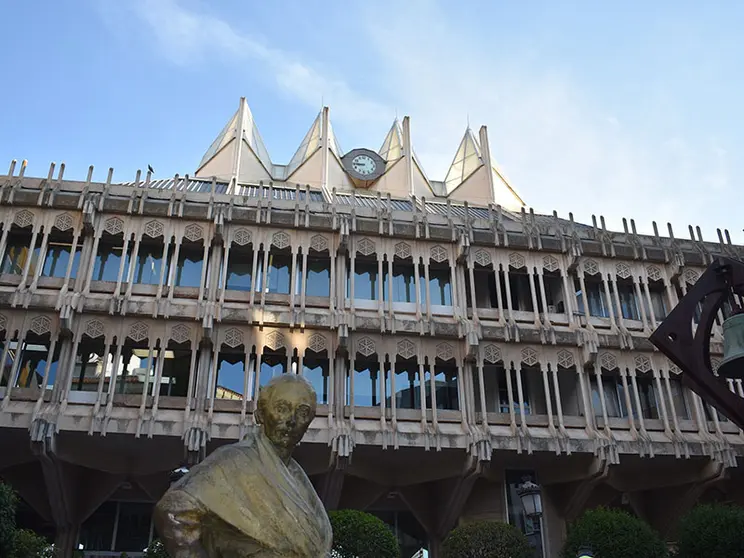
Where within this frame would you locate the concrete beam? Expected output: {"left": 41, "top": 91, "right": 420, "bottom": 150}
{"left": 320, "top": 454, "right": 347, "bottom": 510}
{"left": 338, "top": 476, "right": 387, "bottom": 511}
{"left": 436, "top": 454, "right": 488, "bottom": 537}
{"left": 551, "top": 457, "right": 611, "bottom": 521}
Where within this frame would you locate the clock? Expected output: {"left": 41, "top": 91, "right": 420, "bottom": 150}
{"left": 341, "top": 148, "right": 385, "bottom": 185}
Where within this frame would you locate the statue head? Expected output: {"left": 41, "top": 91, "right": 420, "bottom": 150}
{"left": 255, "top": 374, "right": 317, "bottom": 452}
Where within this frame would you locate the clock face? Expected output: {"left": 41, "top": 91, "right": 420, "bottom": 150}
{"left": 351, "top": 154, "right": 377, "bottom": 176}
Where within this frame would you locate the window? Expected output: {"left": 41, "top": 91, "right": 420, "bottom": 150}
{"left": 133, "top": 244, "right": 166, "bottom": 285}
{"left": 349, "top": 360, "right": 380, "bottom": 406}
{"left": 304, "top": 353, "right": 329, "bottom": 404}
{"left": 426, "top": 266, "right": 452, "bottom": 306}
{"left": 215, "top": 352, "right": 246, "bottom": 399}
{"left": 42, "top": 242, "right": 81, "bottom": 278}
{"left": 352, "top": 260, "right": 380, "bottom": 300}
{"left": 304, "top": 256, "right": 330, "bottom": 297}
{"left": 542, "top": 274, "right": 565, "bottom": 313}
{"left": 174, "top": 244, "right": 203, "bottom": 288}
{"left": 576, "top": 280, "right": 610, "bottom": 318}
{"left": 589, "top": 374, "right": 628, "bottom": 418}
{"left": 648, "top": 288, "right": 668, "bottom": 320}
{"left": 635, "top": 375, "right": 659, "bottom": 419}
{"left": 509, "top": 273, "right": 534, "bottom": 312}
{"left": 93, "top": 243, "right": 128, "bottom": 282}
{"left": 226, "top": 247, "right": 254, "bottom": 291}
{"left": 667, "top": 377, "right": 689, "bottom": 420}
{"left": 394, "top": 360, "right": 419, "bottom": 409}
{"left": 473, "top": 268, "right": 498, "bottom": 309}
{"left": 433, "top": 364, "right": 459, "bottom": 410}
{"left": 259, "top": 350, "right": 286, "bottom": 387}
{"left": 392, "top": 263, "right": 416, "bottom": 303}
{"left": 498, "top": 366, "right": 531, "bottom": 415}
{"left": 1, "top": 234, "right": 40, "bottom": 275}
{"left": 616, "top": 283, "right": 640, "bottom": 320}
{"left": 264, "top": 252, "right": 291, "bottom": 294}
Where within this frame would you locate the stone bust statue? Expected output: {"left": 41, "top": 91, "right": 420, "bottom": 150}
{"left": 154, "top": 374, "right": 333, "bottom": 557}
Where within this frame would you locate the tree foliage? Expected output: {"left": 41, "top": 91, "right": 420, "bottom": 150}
{"left": 145, "top": 539, "right": 171, "bottom": 558}
{"left": 0, "top": 483, "right": 20, "bottom": 558}
{"left": 561, "top": 507, "right": 667, "bottom": 558}
{"left": 675, "top": 503, "right": 744, "bottom": 558}
{"left": 329, "top": 509, "right": 399, "bottom": 558}
{"left": 441, "top": 521, "right": 533, "bottom": 558}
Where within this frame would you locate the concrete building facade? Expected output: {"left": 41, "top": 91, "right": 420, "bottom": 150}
{"left": 0, "top": 98, "right": 743, "bottom": 557}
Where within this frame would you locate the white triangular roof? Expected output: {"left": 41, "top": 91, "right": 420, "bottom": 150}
{"left": 286, "top": 111, "right": 344, "bottom": 178}
{"left": 444, "top": 128, "right": 483, "bottom": 192}
{"left": 379, "top": 119, "right": 404, "bottom": 163}
{"left": 196, "top": 98, "right": 272, "bottom": 175}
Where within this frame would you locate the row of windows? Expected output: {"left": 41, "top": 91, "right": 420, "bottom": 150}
{"left": 2, "top": 335, "right": 712, "bottom": 426}
{"left": 1, "top": 233, "right": 673, "bottom": 319}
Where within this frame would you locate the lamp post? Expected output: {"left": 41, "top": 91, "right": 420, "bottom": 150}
{"left": 650, "top": 256, "right": 744, "bottom": 428}
{"left": 516, "top": 478, "right": 543, "bottom": 518}
{"left": 576, "top": 546, "right": 594, "bottom": 558}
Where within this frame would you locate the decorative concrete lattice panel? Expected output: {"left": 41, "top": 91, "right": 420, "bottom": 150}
{"left": 543, "top": 255, "right": 559, "bottom": 272}
{"left": 233, "top": 228, "right": 252, "bottom": 246}
{"left": 307, "top": 333, "right": 327, "bottom": 353}
{"left": 224, "top": 327, "right": 244, "bottom": 348}
{"left": 144, "top": 220, "right": 164, "bottom": 238}
{"left": 616, "top": 263, "right": 631, "bottom": 280}
{"left": 357, "top": 337, "right": 376, "bottom": 357}
{"left": 265, "top": 330, "right": 285, "bottom": 351}
{"left": 357, "top": 238, "right": 376, "bottom": 256}
{"left": 584, "top": 259, "right": 599, "bottom": 276}
{"left": 104, "top": 217, "right": 124, "bottom": 235}
{"left": 310, "top": 234, "right": 328, "bottom": 252}
{"left": 397, "top": 339, "right": 416, "bottom": 359}
{"left": 436, "top": 343, "right": 454, "bottom": 362}
{"left": 646, "top": 266, "right": 662, "bottom": 282}
{"left": 483, "top": 344, "right": 502, "bottom": 364}
{"left": 509, "top": 253, "right": 526, "bottom": 270}
{"left": 85, "top": 319, "right": 104, "bottom": 339}
{"left": 184, "top": 223, "right": 203, "bottom": 242}
{"left": 430, "top": 245, "right": 448, "bottom": 263}
{"left": 54, "top": 213, "right": 73, "bottom": 231}
{"left": 394, "top": 242, "right": 412, "bottom": 260}
{"left": 600, "top": 352, "right": 618, "bottom": 371}
{"left": 0, "top": 314, "right": 7, "bottom": 332}
{"left": 557, "top": 349, "right": 575, "bottom": 369}
{"left": 14, "top": 209, "right": 34, "bottom": 229}
{"left": 272, "top": 231, "right": 290, "bottom": 250}
{"left": 683, "top": 269, "right": 699, "bottom": 285}
{"left": 171, "top": 324, "right": 191, "bottom": 345}
{"left": 30, "top": 316, "right": 51, "bottom": 336}
{"left": 128, "top": 322, "right": 149, "bottom": 343}
{"left": 711, "top": 358, "right": 721, "bottom": 373}
{"left": 634, "top": 355, "right": 652, "bottom": 373}
{"left": 474, "top": 250, "right": 492, "bottom": 267}
{"left": 668, "top": 363, "right": 681, "bottom": 375}
{"left": 521, "top": 347, "right": 538, "bottom": 367}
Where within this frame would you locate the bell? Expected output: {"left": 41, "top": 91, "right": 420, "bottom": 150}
{"left": 720, "top": 313, "right": 744, "bottom": 379}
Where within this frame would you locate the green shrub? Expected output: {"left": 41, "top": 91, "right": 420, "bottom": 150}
{"left": 675, "top": 503, "right": 744, "bottom": 557}
{"left": 441, "top": 521, "right": 533, "bottom": 558}
{"left": 0, "top": 483, "right": 19, "bottom": 558}
{"left": 10, "top": 528, "right": 50, "bottom": 558}
{"left": 329, "top": 509, "right": 399, "bottom": 558}
{"left": 562, "top": 507, "right": 667, "bottom": 558}
{"left": 145, "top": 539, "right": 170, "bottom": 558}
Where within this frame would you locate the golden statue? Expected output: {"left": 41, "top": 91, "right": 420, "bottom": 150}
{"left": 154, "top": 374, "right": 333, "bottom": 557}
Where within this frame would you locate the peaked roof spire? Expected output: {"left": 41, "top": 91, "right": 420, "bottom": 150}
{"left": 444, "top": 128, "right": 483, "bottom": 192}
{"left": 379, "top": 119, "right": 404, "bottom": 164}
{"left": 196, "top": 97, "right": 272, "bottom": 177}
{"left": 286, "top": 110, "right": 344, "bottom": 178}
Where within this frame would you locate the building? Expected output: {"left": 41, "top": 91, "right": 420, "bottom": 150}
{"left": 0, "top": 97, "right": 743, "bottom": 558}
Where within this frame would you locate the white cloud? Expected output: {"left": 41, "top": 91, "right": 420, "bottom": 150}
{"left": 99, "top": 0, "right": 741, "bottom": 243}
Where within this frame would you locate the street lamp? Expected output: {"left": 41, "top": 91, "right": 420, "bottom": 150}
{"left": 576, "top": 546, "right": 594, "bottom": 558}
{"left": 516, "top": 478, "right": 543, "bottom": 518}
{"left": 650, "top": 256, "right": 744, "bottom": 428}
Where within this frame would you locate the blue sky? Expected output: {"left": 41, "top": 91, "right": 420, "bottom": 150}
{"left": 1, "top": 0, "right": 742, "bottom": 241}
